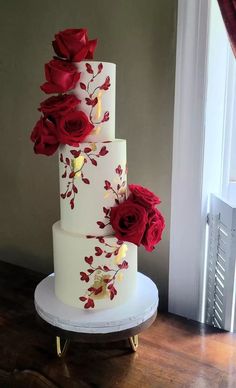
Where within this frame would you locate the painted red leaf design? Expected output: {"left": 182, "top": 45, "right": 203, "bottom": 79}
{"left": 98, "top": 63, "right": 103, "bottom": 73}
{"left": 60, "top": 193, "right": 66, "bottom": 199}
{"left": 86, "top": 63, "right": 94, "bottom": 74}
{"left": 82, "top": 178, "right": 90, "bottom": 184}
{"left": 118, "top": 260, "right": 129, "bottom": 269}
{"left": 70, "top": 150, "right": 81, "bottom": 158}
{"left": 84, "top": 298, "right": 95, "bottom": 309}
{"left": 88, "top": 287, "right": 96, "bottom": 292}
{"left": 94, "top": 286, "right": 103, "bottom": 295}
{"left": 114, "top": 249, "right": 119, "bottom": 256}
{"left": 88, "top": 269, "right": 94, "bottom": 274}
{"left": 99, "top": 146, "right": 109, "bottom": 156}
{"left": 117, "top": 240, "right": 124, "bottom": 245}
{"left": 103, "top": 207, "right": 109, "bottom": 215}
{"left": 79, "top": 296, "right": 87, "bottom": 302}
{"left": 70, "top": 198, "right": 74, "bottom": 209}
{"left": 86, "top": 235, "right": 95, "bottom": 239}
{"left": 97, "top": 221, "right": 105, "bottom": 229}
{"left": 84, "top": 147, "right": 92, "bottom": 153}
{"left": 85, "top": 256, "right": 93, "bottom": 265}
{"left": 103, "top": 265, "right": 110, "bottom": 272}
{"left": 66, "top": 191, "right": 72, "bottom": 197}
{"left": 91, "top": 158, "right": 97, "bottom": 166}
{"left": 65, "top": 157, "right": 70, "bottom": 165}
{"left": 103, "top": 278, "right": 111, "bottom": 284}
{"left": 100, "top": 76, "right": 111, "bottom": 91}
{"left": 115, "top": 165, "right": 123, "bottom": 175}
{"left": 72, "top": 184, "right": 78, "bottom": 193}
{"left": 69, "top": 171, "right": 75, "bottom": 178}
{"left": 102, "top": 111, "right": 109, "bottom": 122}
{"left": 108, "top": 284, "right": 117, "bottom": 300}
{"left": 80, "top": 82, "right": 86, "bottom": 90}
{"left": 105, "top": 252, "right": 112, "bottom": 258}
{"left": 95, "top": 246, "right": 103, "bottom": 256}
{"left": 80, "top": 272, "right": 89, "bottom": 282}
{"left": 60, "top": 154, "right": 64, "bottom": 162}
{"left": 85, "top": 97, "right": 98, "bottom": 107}
{"left": 98, "top": 237, "right": 105, "bottom": 243}
{"left": 104, "top": 180, "right": 111, "bottom": 190}
{"left": 62, "top": 171, "right": 67, "bottom": 178}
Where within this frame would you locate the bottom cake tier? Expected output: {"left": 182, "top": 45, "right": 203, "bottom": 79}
{"left": 53, "top": 221, "right": 137, "bottom": 310}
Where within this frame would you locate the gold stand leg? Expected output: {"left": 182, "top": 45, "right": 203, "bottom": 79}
{"left": 56, "top": 336, "right": 70, "bottom": 358}
{"left": 129, "top": 335, "right": 139, "bottom": 352}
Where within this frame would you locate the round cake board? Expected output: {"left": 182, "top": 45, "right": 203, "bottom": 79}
{"left": 34, "top": 272, "right": 158, "bottom": 354}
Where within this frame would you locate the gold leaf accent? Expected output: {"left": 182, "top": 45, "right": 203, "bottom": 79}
{"left": 90, "top": 143, "right": 97, "bottom": 151}
{"left": 104, "top": 191, "right": 111, "bottom": 199}
{"left": 95, "top": 90, "right": 103, "bottom": 120}
{"left": 115, "top": 244, "right": 128, "bottom": 264}
{"left": 117, "top": 273, "right": 124, "bottom": 282}
{"left": 72, "top": 155, "right": 85, "bottom": 177}
{"left": 92, "top": 126, "right": 101, "bottom": 135}
{"left": 118, "top": 186, "right": 127, "bottom": 196}
{"left": 92, "top": 271, "right": 111, "bottom": 299}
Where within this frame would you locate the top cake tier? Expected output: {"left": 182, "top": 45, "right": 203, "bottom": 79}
{"left": 73, "top": 61, "right": 116, "bottom": 142}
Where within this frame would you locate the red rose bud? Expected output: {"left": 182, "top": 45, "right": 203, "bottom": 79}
{"left": 52, "top": 28, "right": 97, "bottom": 62}
{"left": 58, "top": 110, "right": 94, "bottom": 146}
{"left": 141, "top": 208, "right": 165, "bottom": 252}
{"left": 30, "top": 117, "right": 59, "bottom": 156}
{"left": 40, "top": 59, "right": 80, "bottom": 94}
{"left": 39, "top": 94, "right": 80, "bottom": 117}
{"left": 110, "top": 200, "right": 148, "bottom": 246}
{"left": 128, "top": 184, "right": 161, "bottom": 210}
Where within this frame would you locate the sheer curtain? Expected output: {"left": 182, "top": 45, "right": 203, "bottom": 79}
{"left": 218, "top": 0, "right": 236, "bottom": 56}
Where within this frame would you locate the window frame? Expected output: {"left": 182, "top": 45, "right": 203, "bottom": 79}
{"left": 168, "top": 0, "right": 210, "bottom": 321}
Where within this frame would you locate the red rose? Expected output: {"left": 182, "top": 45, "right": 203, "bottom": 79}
{"left": 52, "top": 28, "right": 97, "bottom": 62}
{"left": 40, "top": 59, "right": 80, "bottom": 94}
{"left": 142, "top": 209, "right": 165, "bottom": 252}
{"left": 128, "top": 184, "right": 161, "bottom": 210}
{"left": 39, "top": 94, "right": 80, "bottom": 117}
{"left": 110, "top": 200, "right": 148, "bottom": 245}
{"left": 58, "top": 110, "right": 94, "bottom": 146}
{"left": 30, "top": 117, "right": 59, "bottom": 156}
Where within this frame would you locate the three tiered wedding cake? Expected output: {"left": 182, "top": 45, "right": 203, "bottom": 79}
{"left": 31, "top": 28, "right": 165, "bottom": 311}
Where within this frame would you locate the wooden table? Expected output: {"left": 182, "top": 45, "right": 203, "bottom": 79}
{"left": 1, "top": 260, "right": 236, "bottom": 387}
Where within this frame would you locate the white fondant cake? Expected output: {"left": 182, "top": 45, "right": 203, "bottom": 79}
{"left": 53, "top": 222, "right": 137, "bottom": 309}
{"left": 53, "top": 61, "right": 138, "bottom": 310}
{"left": 59, "top": 140, "right": 127, "bottom": 236}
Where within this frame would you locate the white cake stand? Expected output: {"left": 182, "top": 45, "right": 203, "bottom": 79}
{"left": 34, "top": 272, "right": 158, "bottom": 356}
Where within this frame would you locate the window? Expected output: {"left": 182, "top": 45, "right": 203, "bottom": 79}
{"left": 169, "top": 0, "right": 236, "bottom": 328}
{"left": 202, "top": 0, "right": 236, "bottom": 331}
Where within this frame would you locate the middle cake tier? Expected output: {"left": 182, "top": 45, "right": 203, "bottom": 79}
{"left": 59, "top": 140, "right": 127, "bottom": 236}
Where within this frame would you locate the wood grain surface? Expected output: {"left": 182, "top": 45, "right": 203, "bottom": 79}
{"left": 1, "top": 260, "right": 236, "bottom": 387}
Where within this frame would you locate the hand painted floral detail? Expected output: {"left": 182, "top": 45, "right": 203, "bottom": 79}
{"left": 60, "top": 144, "right": 109, "bottom": 209}
{"left": 96, "top": 164, "right": 127, "bottom": 229}
{"left": 79, "top": 63, "right": 111, "bottom": 134}
{"left": 79, "top": 237, "right": 128, "bottom": 309}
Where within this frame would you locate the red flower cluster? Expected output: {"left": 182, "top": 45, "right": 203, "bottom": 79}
{"left": 30, "top": 28, "right": 97, "bottom": 155}
{"left": 110, "top": 184, "right": 165, "bottom": 252}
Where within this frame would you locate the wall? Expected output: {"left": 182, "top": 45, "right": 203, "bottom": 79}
{"left": 0, "top": 0, "right": 177, "bottom": 309}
